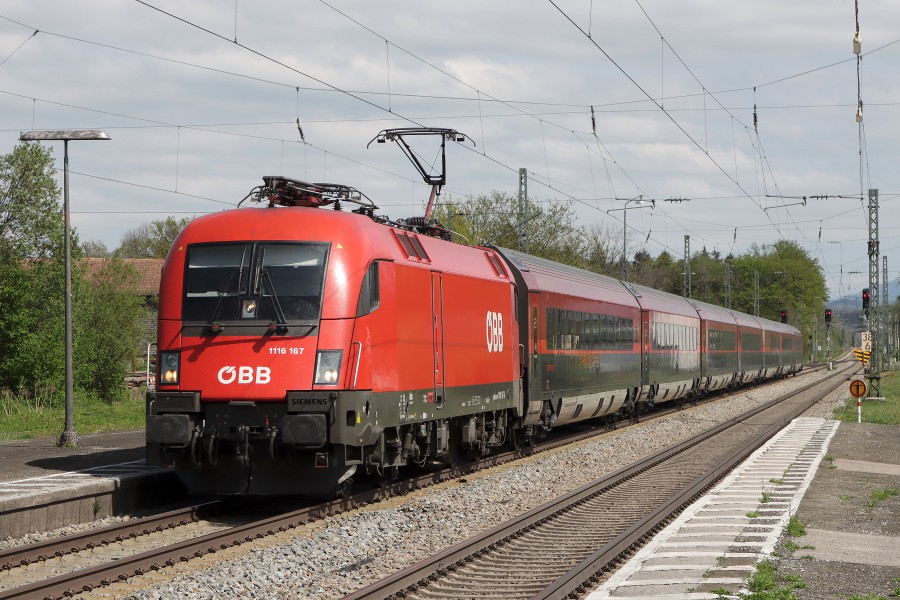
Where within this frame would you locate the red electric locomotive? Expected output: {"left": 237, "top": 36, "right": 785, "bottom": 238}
{"left": 146, "top": 137, "right": 802, "bottom": 497}
{"left": 147, "top": 177, "right": 521, "bottom": 496}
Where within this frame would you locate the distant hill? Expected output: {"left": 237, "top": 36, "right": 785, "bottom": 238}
{"left": 830, "top": 277, "right": 900, "bottom": 310}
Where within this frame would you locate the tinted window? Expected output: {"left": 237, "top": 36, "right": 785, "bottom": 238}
{"left": 183, "top": 242, "right": 328, "bottom": 323}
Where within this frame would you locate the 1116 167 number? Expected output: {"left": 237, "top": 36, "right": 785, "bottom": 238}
{"left": 268, "top": 347, "right": 304, "bottom": 355}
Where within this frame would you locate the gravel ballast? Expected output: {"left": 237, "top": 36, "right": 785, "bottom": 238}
{"left": 73, "top": 368, "right": 846, "bottom": 600}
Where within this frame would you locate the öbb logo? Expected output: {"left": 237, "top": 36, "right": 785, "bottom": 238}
{"left": 217, "top": 366, "right": 271, "bottom": 385}
{"left": 486, "top": 311, "right": 504, "bottom": 353}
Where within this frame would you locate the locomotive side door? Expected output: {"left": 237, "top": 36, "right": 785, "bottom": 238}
{"left": 431, "top": 272, "right": 446, "bottom": 404}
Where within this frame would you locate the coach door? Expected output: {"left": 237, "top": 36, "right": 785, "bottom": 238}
{"left": 641, "top": 312, "right": 651, "bottom": 386}
{"left": 432, "top": 272, "right": 445, "bottom": 405}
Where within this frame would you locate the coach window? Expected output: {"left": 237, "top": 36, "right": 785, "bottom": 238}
{"left": 356, "top": 261, "right": 381, "bottom": 316}
{"left": 546, "top": 309, "right": 556, "bottom": 350}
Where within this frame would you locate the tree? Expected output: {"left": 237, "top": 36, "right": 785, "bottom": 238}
{"left": 0, "top": 142, "right": 62, "bottom": 260}
{"left": 580, "top": 222, "right": 620, "bottom": 276}
{"left": 81, "top": 239, "right": 110, "bottom": 257}
{"left": 631, "top": 250, "right": 678, "bottom": 292}
{"left": 117, "top": 216, "right": 192, "bottom": 258}
{"left": 0, "top": 143, "right": 65, "bottom": 394}
{"left": 74, "top": 260, "right": 145, "bottom": 399}
{"left": 730, "top": 240, "right": 827, "bottom": 342}
{"left": 0, "top": 143, "right": 149, "bottom": 402}
{"left": 434, "top": 192, "right": 616, "bottom": 270}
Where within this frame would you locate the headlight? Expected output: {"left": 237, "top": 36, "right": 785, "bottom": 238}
{"left": 314, "top": 350, "right": 342, "bottom": 385}
{"left": 160, "top": 351, "right": 180, "bottom": 385}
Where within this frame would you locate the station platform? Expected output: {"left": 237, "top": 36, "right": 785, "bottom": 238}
{"left": 585, "top": 418, "right": 900, "bottom": 599}
{"left": 0, "top": 431, "right": 179, "bottom": 539}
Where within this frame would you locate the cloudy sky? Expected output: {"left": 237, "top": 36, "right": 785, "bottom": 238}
{"left": 2, "top": 0, "right": 898, "bottom": 300}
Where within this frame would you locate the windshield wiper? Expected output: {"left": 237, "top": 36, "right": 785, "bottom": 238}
{"left": 261, "top": 267, "right": 288, "bottom": 333}
{"left": 208, "top": 268, "right": 240, "bottom": 333}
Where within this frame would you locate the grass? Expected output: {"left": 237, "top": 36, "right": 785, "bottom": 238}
{"left": 760, "top": 490, "right": 773, "bottom": 504}
{"left": 833, "top": 370, "right": 900, "bottom": 424}
{"left": 786, "top": 516, "right": 807, "bottom": 537}
{"left": 734, "top": 559, "right": 806, "bottom": 599}
{"left": 866, "top": 487, "right": 900, "bottom": 512}
{"left": 746, "top": 511, "right": 760, "bottom": 518}
{"left": 0, "top": 387, "right": 145, "bottom": 441}
{"left": 846, "top": 594, "right": 889, "bottom": 600}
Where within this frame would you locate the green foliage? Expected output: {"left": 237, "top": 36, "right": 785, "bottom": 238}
{"left": 435, "top": 194, "right": 830, "bottom": 348}
{"left": 74, "top": 259, "right": 146, "bottom": 400}
{"left": 786, "top": 516, "right": 807, "bottom": 537}
{"left": 0, "top": 143, "right": 150, "bottom": 411}
{"left": 866, "top": 487, "right": 899, "bottom": 512}
{"left": 81, "top": 239, "right": 110, "bottom": 257}
{"left": 435, "top": 193, "right": 621, "bottom": 273}
{"left": 0, "top": 231, "right": 67, "bottom": 394}
{"left": 117, "top": 215, "right": 192, "bottom": 258}
{"left": 737, "top": 559, "right": 804, "bottom": 599}
{"left": 0, "top": 387, "right": 145, "bottom": 441}
{"left": 729, "top": 240, "right": 828, "bottom": 340}
{"left": 0, "top": 142, "right": 62, "bottom": 260}
{"left": 834, "top": 371, "right": 900, "bottom": 424}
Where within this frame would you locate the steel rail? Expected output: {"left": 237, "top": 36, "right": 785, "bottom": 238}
{"left": 534, "top": 368, "right": 854, "bottom": 600}
{"left": 0, "top": 361, "right": 848, "bottom": 599}
{"left": 0, "top": 503, "right": 217, "bottom": 572}
{"left": 342, "top": 362, "right": 855, "bottom": 600}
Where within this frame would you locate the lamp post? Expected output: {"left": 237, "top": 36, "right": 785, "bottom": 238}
{"left": 18, "top": 129, "right": 111, "bottom": 447}
{"left": 607, "top": 196, "right": 655, "bottom": 280}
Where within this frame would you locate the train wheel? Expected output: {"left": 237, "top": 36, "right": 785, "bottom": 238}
{"left": 510, "top": 425, "right": 534, "bottom": 455}
{"left": 604, "top": 415, "right": 617, "bottom": 432}
{"left": 336, "top": 478, "right": 353, "bottom": 500}
{"left": 443, "top": 437, "right": 461, "bottom": 468}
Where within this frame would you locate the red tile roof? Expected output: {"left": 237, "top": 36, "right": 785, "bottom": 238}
{"left": 80, "top": 258, "right": 163, "bottom": 295}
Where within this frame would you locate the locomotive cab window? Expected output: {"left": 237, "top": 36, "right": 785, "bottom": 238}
{"left": 183, "top": 242, "right": 329, "bottom": 323}
{"left": 356, "top": 261, "right": 381, "bottom": 316}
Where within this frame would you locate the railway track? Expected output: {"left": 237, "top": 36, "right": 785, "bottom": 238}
{"left": 0, "top": 363, "right": 843, "bottom": 600}
{"left": 343, "top": 361, "right": 855, "bottom": 600}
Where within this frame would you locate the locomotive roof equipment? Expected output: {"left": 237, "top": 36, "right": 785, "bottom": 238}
{"left": 238, "top": 176, "right": 377, "bottom": 213}
{"left": 368, "top": 127, "right": 473, "bottom": 219}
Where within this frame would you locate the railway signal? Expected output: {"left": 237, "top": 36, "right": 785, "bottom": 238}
{"left": 780, "top": 309, "right": 788, "bottom": 323}
{"left": 824, "top": 308, "right": 832, "bottom": 325}
{"left": 862, "top": 288, "right": 870, "bottom": 311}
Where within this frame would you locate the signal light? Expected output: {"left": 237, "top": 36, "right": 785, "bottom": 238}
{"left": 862, "top": 288, "right": 870, "bottom": 310}
{"left": 825, "top": 308, "right": 832, "bottom": 324}
{"left": 780, "top": 309, "right": 788, "bottom": 323}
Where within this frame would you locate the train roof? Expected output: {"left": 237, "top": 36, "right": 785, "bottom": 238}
{"left": 496, "top": 248, "right": 800, "bottom": 332}
{"left": 160, "top": 205, "right": 513, "bottom": 321}
{"left": 621, "top": 281, "right": 700, "bottom": 319}
{"left": 495, "top": 248, "right": 640, "bottom": 309}
{"left": 688, "top": 298, "right": 738, "bottom": 327}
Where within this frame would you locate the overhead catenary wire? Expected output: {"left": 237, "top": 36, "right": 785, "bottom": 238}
{"left": 0, "top": 5, "right": 886, "bottom": 266}
{"left": 124, "top": 0, "right": 704, "bottom": 259}
{"left": 547, "top": 0, "right": 789, "bottom": 241}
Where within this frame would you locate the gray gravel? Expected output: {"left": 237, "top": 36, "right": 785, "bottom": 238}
{"left": 0, "top": 515, "right": 135, "bottom": 551}
{"left": 73, "top": 368, "right": 834, "bottom": 600}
